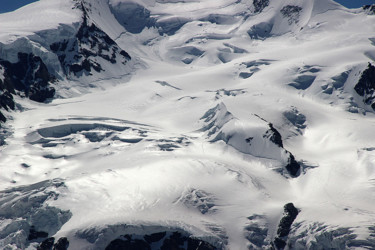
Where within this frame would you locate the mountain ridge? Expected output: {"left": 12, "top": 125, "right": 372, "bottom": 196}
{"left": 0, "top": 0, "right": 375, "bottom": 249}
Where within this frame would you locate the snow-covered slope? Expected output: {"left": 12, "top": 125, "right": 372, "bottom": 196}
{"left": 1, "top": 0, "right": 375, "bottom": 249}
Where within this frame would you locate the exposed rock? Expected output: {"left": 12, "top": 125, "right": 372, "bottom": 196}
{"left": 354, "top": 63, "right": 375, "bottom": 110}
{"left": 0, "top": 111, "right": 6, "bottom": 123}
{"left": 273, "top": 203, "right": 299, "bottom": 249}
{"left": 0, "top": 53, "right": 55, "bottom": 101}
{"left": 280, "top": 5, "right": 302, "bottom": 25}
{"left": 253, "top": 0, "right": 270, "bottom": 13}
{"left": 36, "top": 237, "right": 69, "bottom": 250}
{"left": 363, "top": 4, "right": 375, "bottom": 15}
{"left": 105, "top": 231, "right": 217, "bottom": 250}
{"left": 0, "top": 91, "right": 15, "bottom": 111}
{"left": 263, "top": 123, "right": 301, "bottom": 177}
{"left": 37, "top": 237, "right": 55, "bottom": 250}
{"left": 285, "top": 153, "right": 300, "bottom": 177}
{"left": 50, "top": 3, "right": 131, "bottom": 78}
{"left": 264, "top": 123, "right": 283, "bottom": 148}
{"left": 28, "top": 226, "right": 49, "bottom": 241}
{"left": 1, "top": 54, "right": 53, "bottom": 103}
{"left": 0, "top": 52, "right": 55, "bottom": 122}
{"left": 53, "top": 237, "right": 69, "bottom": 250}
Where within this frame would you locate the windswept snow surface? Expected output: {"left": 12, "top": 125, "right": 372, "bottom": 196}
{"left": 1, "top": 0, "right": 375, "bottom": 249}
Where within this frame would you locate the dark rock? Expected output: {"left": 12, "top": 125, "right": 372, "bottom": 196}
{"left": 51, "top": 5, "right": 130, "bottom": 77}
{"left": 106, "top": 231, "right": 217, "bottom": 250}
{"left": 53, "top": 237, "right": 69, "bottom": 250}
{"left": 273, "top": 203, "right": 299, "bottom": 249}
{"left": 0, "top": 111, "right": 6, "bottom": 123}
{"left": 28, "top": 226, "right": 49, "bottom": 240}
{"left": 105, "top": 237, "right": 151, "bottom": 250}
{"left": 21, "top": 163, "right": 31, "bottom": 168}
{"left": 246, "top": 137, "right": 253, "bottom": 144}
{"left": 285, "top": 153, "right": 300, "bottom": 177}
{"left": 280, "top": 5, "right": 302, "bottom": 24}
{"left": 354, "top": 63, "right": 375, "bottom": 110}
{"left": 273, "top": 237, "right": 286, "bottom": 249}
{"left": 277, "top": 203, "right": 299, "bottom": 237}
{"left": 363, "top": 4, "right": 375, "bottom": 14}
{"left": 0, "top": 53, "right": 55, "bottom": 104}
{"left": 264, "top": 123, "right": 283, "bottom": 148}
{"left": 120, "top": 50, "right": 131, "bottom": 60}
{"left": 0, "top": 91, "right": 15, "bottom": 111}
{"left": 37, "top": 237, "right": 55, "bottom": 250}
{"left": 253, "top": 0, "right": 270, "bottom": 13}
{"left": 144, "top": 232, "right": 166, "bottom": 243}
{"left": 263, "top": 123, "right": 301, "bottom": 177}
{"left": 29, "top": 87, "right": 55, "bottom": 103}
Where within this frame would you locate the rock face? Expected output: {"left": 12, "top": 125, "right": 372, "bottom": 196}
{"left": 363, "top": 5, "right": 375, "bottom": 15}
{"left": 253, "top": 0, "right": 270, "bottom": 13}
{"left": 0, "top": 53, "right": 55, "bottom": 122}
{"left": 50, "top": 3, "right": 131, "bottom": 78}
{"left": 0, "top": 53, "right": 55, "bottom": 102}
{"left": 354, "top": 63, "right": 375, "bottom": 110}
{"left": 105, "top": 231, "right": 216, "bottom": 250}
{"left": 38, "top": 237, "right": 69, "bottom": 250}
{"left": 273, "top": 203, "right": 299, "bottom": 249}
{"left": 0, "top": 2, "right": 132, "bottom": 124}
{"left": 280, "top": 5, "right": 302, "bottom": 24}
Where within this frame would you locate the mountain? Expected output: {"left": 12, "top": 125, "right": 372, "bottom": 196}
{"left": 0, "top": 0, "right": 375, "bottom": 249}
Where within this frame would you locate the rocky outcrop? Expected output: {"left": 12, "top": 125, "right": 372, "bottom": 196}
{"left": 105, "top": 231, "right": 216, "bottom": 250}
{"left": 0, "top": 53, "right": 55, "bottom": 102}
{"left": 0, "top": 53, "right": 55, "bottom": 122}
{"left": 50, "top": 3, "right": 131, "bottom": 78}
{"left": 354, "top": 63, "right": 375, "bottom": 110}
{"left": 38, "top": 237, "right": 69, "bottom": 250}
{"left": 273, "top": 203, "right": 299, "bottom": 249}
{"left": 253, "top": 0, "right": 270, "bottom": 13}
{"left": 363, "top": 5, "right": 375, "bottom": 15}
{"left": 280, "top": 5, "right": 302, "bottom": 25}
{"left": 0, "top": 2, "right": 133, "bottom": 124}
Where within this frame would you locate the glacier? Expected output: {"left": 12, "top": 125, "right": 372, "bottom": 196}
{"left": 0, "top": 0, "right": 375, "bottom": 249}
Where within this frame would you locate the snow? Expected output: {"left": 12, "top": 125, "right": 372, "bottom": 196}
{"left": 1, "top": 0, "right": 375, "bottom": 249}
{"left": 0, "top": 0, "right": 80, "bottom": 44}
